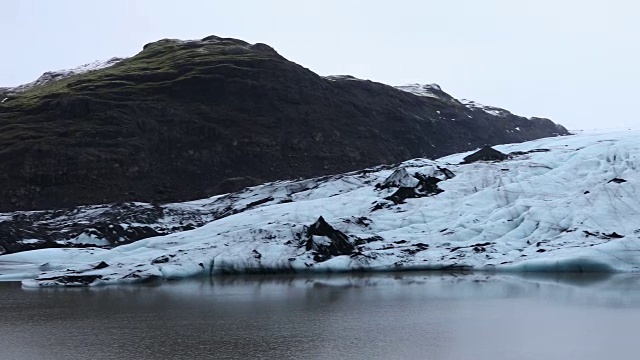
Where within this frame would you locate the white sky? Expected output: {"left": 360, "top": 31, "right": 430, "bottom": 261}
{"left": 2, "top": 0, "right": 639, "bottom": 130}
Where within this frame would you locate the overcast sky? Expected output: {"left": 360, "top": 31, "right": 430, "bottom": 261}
{"left": 2, "top": 0, "right": 639, "bottom": 130}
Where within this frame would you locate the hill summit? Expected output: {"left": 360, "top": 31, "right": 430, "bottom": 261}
{"left": 0, "top": 35, "right": 567, "bottom": 211}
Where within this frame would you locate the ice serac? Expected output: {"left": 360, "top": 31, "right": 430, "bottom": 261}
{"left": 0, "top": 35, "right": 567, "bottom": 212}
{"left": 1, "top": 129, "right": 639, "bottom": 287}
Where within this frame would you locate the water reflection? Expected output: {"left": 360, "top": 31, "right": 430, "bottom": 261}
{"left": 1, "top": 272, "right": 639, "bottom": 360}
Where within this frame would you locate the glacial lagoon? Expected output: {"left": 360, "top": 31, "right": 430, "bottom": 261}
{"left": 1, "top": 272, "right": 640, "bottom": 360}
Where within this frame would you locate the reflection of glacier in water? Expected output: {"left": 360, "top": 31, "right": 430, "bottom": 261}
{"left": 140, "top": 272, "right": 640, "bottom": 308}
{"left": 2, "top": 273, "right": 640, "bottom": 360}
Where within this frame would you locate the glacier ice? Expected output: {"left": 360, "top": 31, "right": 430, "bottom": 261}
{"left": 0, "top": 129, "right": 639, "bottom": 286}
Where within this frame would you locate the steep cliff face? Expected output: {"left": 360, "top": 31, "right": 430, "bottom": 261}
{"left": 0, "top": 35, "right": 568, "bottom": 211}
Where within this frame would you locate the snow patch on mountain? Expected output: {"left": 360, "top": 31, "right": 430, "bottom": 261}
{"left": 396, "top": 84, "right": 518, "bottom": 119}
{"left": 1, "top": 57, "right": 124, "bottom": 93}
{"left": 1, "top": 130, "right": 639, "bottom": 287}
{"left": 395, "top": 83, "right": 445, "bottom": 99}
{"left": 395, "top": 83, "right": 553, "bottom": 122}
{"left": 324, "top": 75, "right": 368, "bottom": 82}
{"left": 460, "top": 99, "right": 512, "bottom": 117}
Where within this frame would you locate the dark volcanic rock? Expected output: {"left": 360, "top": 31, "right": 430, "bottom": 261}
{"left": 305, "top": 216, "right": 355, "bottom": 262}
{"left": 93, "top": 261, "right": 110, "bottom": 269}
{"left": 385, "top": 174, "right": 444, "bottom": 204}
{"left": 386, "top": 187, "right": 420, "bottom": 204}
{"left": 0, "top": 35, "right": 568, "bottom": 211}
{"left": 0, "top": 201, "right": 209, "bottom": 255}
{"left": 604, "top": 232, "right": 624, "bottom": 238}
{"left": 414, "top": 173, "right": 445, "bottom": 195}
{"left": 509, "top": 148, "right": 550, "bottom": 156}
{"left": 462, "top": 146, "right": 509, "bottom": 164}
{"left": 39, "top": 274, "right": 103, "bottom": 286}
{"left": 438, "top": 167, "right": 455, "bottom": 179}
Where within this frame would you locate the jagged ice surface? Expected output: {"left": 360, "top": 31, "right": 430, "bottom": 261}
{"left": 0, "top": 130, "right": 638, "bottom": 286}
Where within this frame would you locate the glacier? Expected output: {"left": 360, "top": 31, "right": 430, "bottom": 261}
{"left": 0, "top": 129, "right": 638, "bottom": 287}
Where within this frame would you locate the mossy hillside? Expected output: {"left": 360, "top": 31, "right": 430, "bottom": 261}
{"left": 0, "top": 36, "right": 568, "bottom": 211}
{"left": 0, "top": 37, "right": 305, "bottom": 174}
{"left": 2, "top": 37, "right": 288, "bottom": 111}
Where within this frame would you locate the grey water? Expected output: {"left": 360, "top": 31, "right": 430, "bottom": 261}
{"left": 1, "top": 272, "right": 640, "bottom": 360}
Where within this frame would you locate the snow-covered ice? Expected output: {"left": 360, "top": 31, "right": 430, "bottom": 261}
{"left": 1, "top": 129, "right": 639, "bottom": 287}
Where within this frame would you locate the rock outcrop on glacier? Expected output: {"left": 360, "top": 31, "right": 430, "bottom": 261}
{"left": 462, "top": 146, "right": 509, "bottom": 163}
{"left": 0, "top": 129, "right": 638, "bottom": 287}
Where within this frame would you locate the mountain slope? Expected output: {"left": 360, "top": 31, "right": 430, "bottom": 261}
{"left": 0, "top": 35, "right": 567, "bottom": 211}
{"left": 0, "top": 57, "right": 124, "bottom": 95}
{"left": 0, "top": 130, "right": 638, "bottom": 286}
